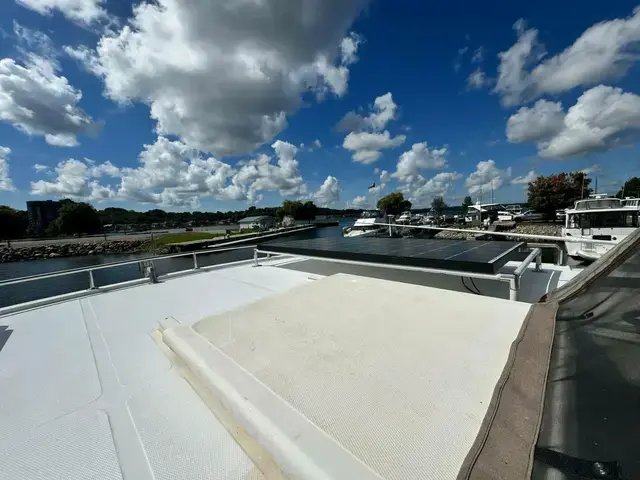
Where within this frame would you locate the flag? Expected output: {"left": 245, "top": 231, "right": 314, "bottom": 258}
{"left": 368, "top": 183, "right": 376, "bottom": 190}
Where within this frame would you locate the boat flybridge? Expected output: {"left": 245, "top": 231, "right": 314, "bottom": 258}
{"left": 1, "top": 228, "right": 639, "bottom": 480}
{"left": 563, "top": 193, "right": 640, "bottom": 261}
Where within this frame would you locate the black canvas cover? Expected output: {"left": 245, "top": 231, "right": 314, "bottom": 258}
{"left": 458, "top": 229, "right": 640, "bottom": 480}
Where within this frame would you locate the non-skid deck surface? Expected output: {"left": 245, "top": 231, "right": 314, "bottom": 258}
{"left": 190, "top": 273, "right": 532, "bottom": 479}
{"left": 260, "top": 237, "right": 524, "bottom": 274}
{"left": 0, "top": 265, "right": 316, "bottom": 480}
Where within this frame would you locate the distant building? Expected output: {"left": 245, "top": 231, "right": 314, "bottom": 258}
{"left": 27, "top": 200, "right": 61, "bottom": 236}
{"left": 238, "top": 215, "right": 276, "bottom": 230}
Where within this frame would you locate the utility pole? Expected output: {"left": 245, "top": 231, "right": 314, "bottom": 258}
{"left": 594, "top": 176, "right": 598, "bottom": 195}
{"left": 581, "top": 174, "right": 586, "bottom": 199}
{"left": 491, "top": 181, "right": 494, "bottom": 204}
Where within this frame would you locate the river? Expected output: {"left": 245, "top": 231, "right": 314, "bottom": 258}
{"left": 0, "top": 221, "right": 349, "bottom": 308}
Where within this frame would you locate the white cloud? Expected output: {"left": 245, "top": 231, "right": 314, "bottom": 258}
{"left": 392, "top": 142, "right": 448, "bottom": 182}
{"left": 16, "top": 0, "right": 107, "bottom": 26}
{"left": 312, "top": 175, "right": 340, "bottom": 206}
{"left": 471, "top": 47, "right": 485, "bottom": 64}
{"left": 0, "top": 146, "right": 15, "bottom": 191}
{"left": 409, "top": 171, "right": 462, "bottom": 204}
{"left": 29, "top": 137, "right": 310, "bottom": 207}
{"left": 312, "top": 139, "right": 322, "bottom": 149}
{"left": 467, "top": 68, "right": 489, "bottom": 90}
{"left": 506, "top": 99, "right": 565, "bottom": 143}
{"left": 33, "top": 164, "right": 50, "bottom": 173}
{"left": 13, "top": 22, "right": 56, "bottom": 59}
{"left": 511, "top": 170, "right": 536, "bottom": 185}
{"left": 373, "top": 167, "right": 380, "bottom": 174}
{"left": 336, "top": 92, "right": 398, "bottom": 131}
{"left": 465, "top": 160, "right": 511, "bottom": 196}
{"left": 368, "top": 169, "right": 391, "bottom": 195}
{"left": 0, "top": 54, "right": 99, "bottom": 146}
{"left": 30, "top": 158, "right": 117, "bottom": 200}
{"left": 581, "top": 164, "right": 601, "bottom": 174}
{"left": 343, "top": 130, "right": 406, "bottom": 164}
{"left": 347, "top": 195, "right": 370, "bottom": 209}
{"left": 71, "top": 0, "right": 367, "bottom": 156}
{"left": 507, "top": 85, "right": 640, "bottom": 158}
{"left": 495, "top": 8, "right": 640, "bottom": 106}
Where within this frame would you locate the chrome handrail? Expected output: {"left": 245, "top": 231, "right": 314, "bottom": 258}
{"left": 0, "top": 244, "right": 257, "bottom": 288}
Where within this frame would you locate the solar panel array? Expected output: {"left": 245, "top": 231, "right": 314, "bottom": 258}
{"left": 260, "top": 237, "right": 524, "bottom": 274}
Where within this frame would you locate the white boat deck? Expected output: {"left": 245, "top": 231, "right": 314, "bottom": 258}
{"left": 0, "top": 256, "right": 582, "bottom": 479}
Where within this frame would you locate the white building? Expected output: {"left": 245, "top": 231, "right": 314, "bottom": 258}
{"left": 238, "top": 215, "right": 276, "bottom": 230}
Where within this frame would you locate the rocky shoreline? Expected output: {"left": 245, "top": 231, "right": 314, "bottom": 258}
{"left": 0, "top": 240, "right": 153, "bottom": 263}
{"left": 433, "top": 222, "right": 562, "bottom": 240}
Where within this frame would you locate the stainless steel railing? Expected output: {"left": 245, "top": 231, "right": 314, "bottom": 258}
{"left": 0, "top": 245, "right": 257, "bottom": 289}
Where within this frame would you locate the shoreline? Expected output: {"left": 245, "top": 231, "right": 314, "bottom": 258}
{"left": 0, "top": 239, "right": 156, "bottom": 263}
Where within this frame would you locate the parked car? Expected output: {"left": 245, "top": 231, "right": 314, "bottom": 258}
{"left": 514, "top": 210, "right": 544, "bottom": 222}
{"left": 555, "top": 209, "right": 566, "bottom": 222}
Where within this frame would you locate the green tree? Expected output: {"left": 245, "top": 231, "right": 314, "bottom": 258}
{"left": 51, "top": 202, "right": 102, "bottom": 236}
{"left": 616, "top": 177, "right": 640, "bottom": 198}
{"left": 376, "top": 192, "right": 411, "bottom": 215}
{"left": 527, "top": 172, "right": 592, "bottom": 219}
{"left": 461, "top": 196, "right": 473, "bottom": 209}
{"left": 431, "top": 196, "right": 448, "bottom": 218}
{"left": 301, "top": 201, "right": 318, "bottom": 222}
{"left": 0, "top": 206, "right": 28, "bottom": 239}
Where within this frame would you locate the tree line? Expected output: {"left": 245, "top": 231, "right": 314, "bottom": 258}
{"left": 0, "top": 199, "right": 361, "bottom": 239}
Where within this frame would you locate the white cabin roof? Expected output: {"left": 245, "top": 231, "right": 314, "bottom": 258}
{"left": 0, "top": 254, "right": 582, "bottom": 479}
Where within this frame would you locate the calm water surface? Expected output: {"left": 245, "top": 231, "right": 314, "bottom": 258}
{"left": 0, "top": 222, "right": 349, "bottom": 308}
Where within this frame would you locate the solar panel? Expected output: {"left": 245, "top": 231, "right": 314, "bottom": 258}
{"left": 259, "top": 237, "right": 524, "bottom": 274}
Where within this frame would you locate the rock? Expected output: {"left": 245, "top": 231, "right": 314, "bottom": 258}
{"left": 48, "top": 253, "right": 60, "bottom": 258}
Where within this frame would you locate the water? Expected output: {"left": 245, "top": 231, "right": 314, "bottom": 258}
{"left": 0, "top": 221, "right": 349, "bottom": 308}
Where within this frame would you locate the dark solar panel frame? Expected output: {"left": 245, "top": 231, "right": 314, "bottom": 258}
{"left": 259, "top": 237, "right": 524, "bottom": 274}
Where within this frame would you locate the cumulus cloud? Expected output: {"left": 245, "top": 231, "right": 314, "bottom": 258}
{"left": 392, "top": 142, "right": 448, "bottom": 182}
{"left": 511, "top": 170, "right": 536, "bottom": 185}
{"left": 0, "top": 54, "right": 99, "bottom": 146}
{"left": 471, "top": 47, "right": 485, "bottom": 64}
{"left": 409, "top": 171, "right": 462, "bottom": 205}
{"left": 368, "top": 169, "right": 391, "bottom": 195}
{"left": 465, "top": 160, "right": 511, "bottom": 196}
{"left": 343, "top": 130, "right": 406, "bottom": 164}
{"left": 506, "top": 99, "right": 565, "bottom": 143}
{"left": 467, "top": 68, "right": 489, "bottom": 90}
{"left": 336, "top": 92, "right": 399, "bottom": 132}
{"left": 495, "top": 8, "right": 640, "bottom": 106}
{"left": 347, "top": 195, "right": 370, "bottom": 209}
{"left": 16, "top": 0, "right": 107, "bottom": 26}
{"left": 69, "top": 0, "right": 367, "bottom": 156}
{"left": 0, "top": 146, "right": 15, "bottom": 191}
{"left": 506, "top": 85, "right": 640, "bottom": 158}
{"left": 312, "top": 175, "right": 340, "bottom": 206}
{"left": 29, "top": 137, "right": 312, "bottom": 207}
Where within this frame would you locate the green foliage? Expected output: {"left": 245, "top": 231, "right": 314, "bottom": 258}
{"left": 376, "top": 192, "right": 411, "bottom": 215}
{"left": 461, "top": 196, "right": 473, "bottom": 209}
{"left": 616, "top": 177, "right": 640, "bottom": 198}
{"left": 431, "top": 196, "right": 448, "bottom": 216}
{"left": 276, "top": 200, "right": 318, "bottom": 221}
{"left": 51, "top": 201, "right": 102, "bottom": 236}
{"left": 0, "top": 206, "right": 28, "bottom": 239}
{"left": 527, "top": 172, "right": 592, "bottom": 219}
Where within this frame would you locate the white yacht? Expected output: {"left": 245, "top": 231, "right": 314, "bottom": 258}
{"left": 395, "top": 211, "right": 413, "bottom": 223}
{"left": 1, "top": 230, "right": 639, "bottom": 479}
{"left": 342, "top": 210, "right": 387, "bottom": 237}
{"left": 563, "top": 194, "right": 639, "bottom": 261}
{"left": 622, "top": 196, "right": 640, "bottom": 209}
{"left": 465, "top": 203, "right": 513, "bottom": 225}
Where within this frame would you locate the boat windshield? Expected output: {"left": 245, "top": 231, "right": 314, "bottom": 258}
{"left": 360, "top": 210, "right": 382, "bottom": 218}
{"left": 567, "top": 211, "right": 639, "bottom": 228}
{"left": 574, "top": 198, "right": 622, "bottom": 210}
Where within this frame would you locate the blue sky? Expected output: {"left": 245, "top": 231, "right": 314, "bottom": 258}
{"left": 1, "top": 0, "right": 639, "bottom": 212}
